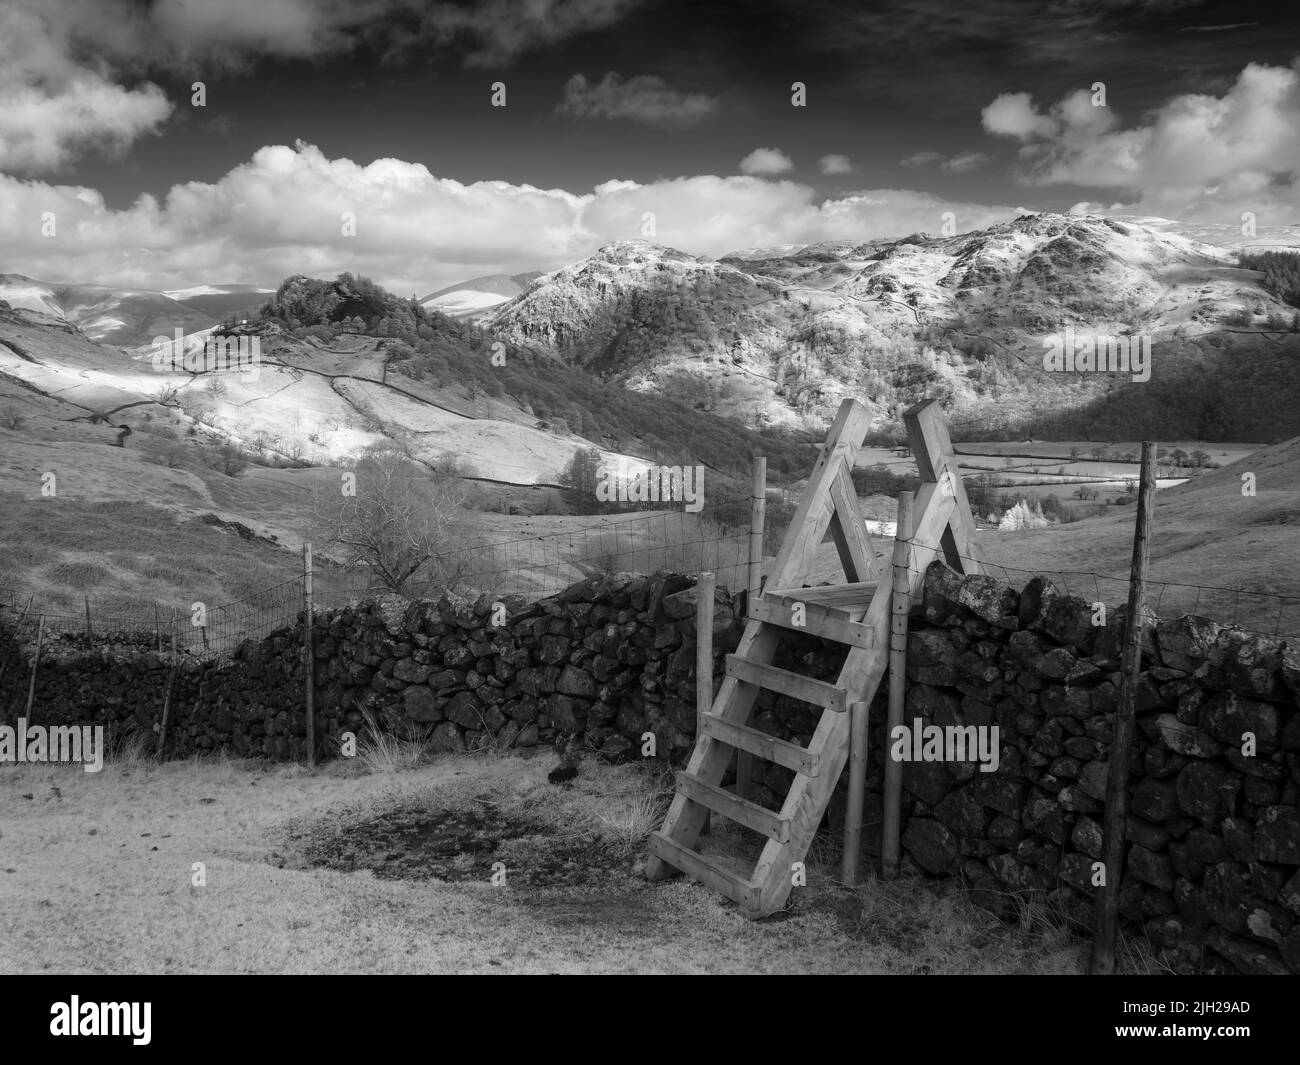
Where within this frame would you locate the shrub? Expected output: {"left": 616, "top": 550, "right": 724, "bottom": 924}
{"left": 212, "top": 443, "right": 250, "bottom": 477}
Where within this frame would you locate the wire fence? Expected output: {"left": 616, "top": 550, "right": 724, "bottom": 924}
{"left": 906, "top": 542, "right": 1300, "bottom": 643}
{"left": 0, "top": 508, "right": 759, "bottom": 660}
{"left": 3, "top": 495, "right": 1300, "bottom": 664}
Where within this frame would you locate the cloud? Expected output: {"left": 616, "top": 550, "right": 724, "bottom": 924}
{"left": 557, "top": 73, "right": 718, "bottom": 126}
{"left": 899, "top": 151, "right": 943, "bottom": 168}
{"left": 0, "top": 141, "right": 1022, "bottom": 293}
{"left": 0, "top": 0, "right": 644, "bottom": 173}
{"left": 900, "top": 150, "right": 988, "bottom": 173}
{"left": 818, "top": 154, "right": 854, "bottom": 175}
{"left": 422, "top": 0, "right": 642, "bottom": 67}
{"left": 980, "top": 60, "right": 1300, "bottom": 221}
{"left": 941, "top": 152, "right": 990, "bottom": 173}
{"left": 980, "top": 92, "right": 1058, "bottom": 140}
{"left": 739, "top": 148, "right": 794, "bottom": 176}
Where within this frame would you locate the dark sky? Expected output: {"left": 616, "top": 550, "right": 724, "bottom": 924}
{"left": 4, "top": 0, "right": 1298, "bottom": 290}
{"left": 68, "top": 0, "right": 1300, "bottom": 210}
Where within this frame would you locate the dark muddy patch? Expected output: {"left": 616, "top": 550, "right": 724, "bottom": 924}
{"left": 276, "top": 798, "right": 636, "bottom": 888}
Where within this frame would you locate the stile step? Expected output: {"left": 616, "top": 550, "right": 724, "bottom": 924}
{"left": 750, "top": 595, "right": 875, "bottom": 648}
{"left": 646, "top": 831, "right": 761, "bottom": 909}
{"left": 700, "top": 714, "right": 820, "bottom": 776}
{"left": 674, "top": 771, "right": 791, "bottom": 842}
{"left": 725, "top": 655, "right": 846, "bottom": 712}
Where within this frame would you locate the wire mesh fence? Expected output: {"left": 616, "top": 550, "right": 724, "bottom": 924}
{"left": 911, "top": 544, "right": 1300, "bottom": 643}
{"left": 0, "top": 508, "right": 758, "bottom": 660}
{"left": 4, "top": 496, "right": 1300, "bottom": 665}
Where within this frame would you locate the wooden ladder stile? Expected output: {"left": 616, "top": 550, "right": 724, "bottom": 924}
{"left": 644, "top": 397, "right": 984, "bottom": 917}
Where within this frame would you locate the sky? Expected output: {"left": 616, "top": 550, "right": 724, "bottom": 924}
{"left": 1, "top": 0, "right": 1298, "bottom": 294}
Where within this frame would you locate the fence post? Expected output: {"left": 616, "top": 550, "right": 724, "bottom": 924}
{"left": 740, "top": 456, "right": 766, "bottom": 803}
{"left": 157, "top": 664, "right": 177, "bottom": 760}
{"left": 304, "top": 541, "right": 315, "bottom": 766}
{"left": 170, "top": 609, "right": 178, "bottom": 655}
{"left": 882, "top": 490, "right": 914, "bottom": 880}
{"left": 696, "top": 570, "right": 716, "bottom": 834}
{"left": 748, "top": 456, "right": 767, "bottom": 608}
{"left": 154, "top": 602, "right": 162, "bottom": 654}
{"left": 25, "top": 615, "right": 45, "bottom": 724}
{"left": 1089, "top": 441, "right": 1156, "bottom": 975}
{"left": 842, "top": 699, "right": 870, "bottom": 885}
{"left": 84, "top": 596, "right": 92, "bottom": 640}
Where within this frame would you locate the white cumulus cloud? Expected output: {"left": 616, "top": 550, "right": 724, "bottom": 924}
{"left": 0, "top": 142, "right": 1023, "bottom": 292}
{"left": 739, "top": 148, "right": 794, "bottom": 176}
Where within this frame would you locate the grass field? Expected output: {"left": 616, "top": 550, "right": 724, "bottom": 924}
{"left": 0, "top": 744, "right": 1162, "bottom": 975}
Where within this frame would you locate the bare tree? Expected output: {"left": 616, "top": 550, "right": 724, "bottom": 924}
{"left": 314, "top": 446, "right": 475, "bottom": 596}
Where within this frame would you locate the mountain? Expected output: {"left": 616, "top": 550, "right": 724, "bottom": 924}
{"left": 163, "top": 284, "right": 274, "bottom": 322}
{"left": 485, "top": 214, "right": 1300, "bottom": 441}
{"left": 0, "top": 273, "right": 219, "bottom": 347}
{"left": 420, "top": 272, "right": 543, "bottom": 320}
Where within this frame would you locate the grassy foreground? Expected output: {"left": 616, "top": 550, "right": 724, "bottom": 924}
{"left": 0, "top": 745, "right": 1140, "bottom": 975}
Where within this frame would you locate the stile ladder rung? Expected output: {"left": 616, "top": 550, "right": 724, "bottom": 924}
{"left": 647, "top": 831, "right": 761, "bottom": 909}
{"left": 675, "top": 771, "right": 791, "bottom": 842}
{"left": 750, "top": 596, "right": 875, "bottom": 648}
{"left": 725, "top": 654, "right": 846, "bottom": 712}
{"left": 700, "top": 713, "right": 820, "bottom": 776}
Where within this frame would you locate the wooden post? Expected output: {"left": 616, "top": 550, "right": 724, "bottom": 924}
{"left": 84, "top": 596, "right": 93, "bottom": 640}
{"left": 154, "top": 602, "right": 162, "bottom": 654}
{"left": 748, "top": 456, "right": 767, "bottom": 608}
{"left": 696, "top": 570, "right": 716, "bottom": 834}
{"left": 842, "top": 699, "right": 870, "bottom": 885}
{"left": 881, "top": 490, "right": 914, "bottom": 880}
{"left": 157, "top": 664, "right": 177, "bottom": 759}
{"left": 25, "top": 615, "right": 45, "bottom": 724}
{"left": 740, "top": 457, "right": 766, "bottom": 802}
{"left": 170, "top": 609, "right": 178, "bottom": 655}
{"left": 1089, "top": 441, "right": 1156, "bottom": 975}
{"left": 303, "top": 541, "right": 315, "bottom": 766}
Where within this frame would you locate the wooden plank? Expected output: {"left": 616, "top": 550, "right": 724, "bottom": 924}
{"left": 644, "top": 618, "right": 781, "bottom": 881}
{"left": 881, "top": 490, "right": 914, "bottom": 880}
{"left": 647, "top": 831, "right": 761, "bottom": 909}
{"left": 700, "top": 714, "right": 820, "bottom": 776}
{"left": 1089, "top": 441, "right": 1156, "bottom": 976}
{"left": 765, "top": 582, "right": 879, "bottom": 612}
{"left": 749, "top": 599, "right": 893, "bottom": 916}
{"left": 765, "top": 399, "right": 873, "bottom": 589}
{"left": 675, "top": 771, "right": 791, "bottom": 842}
{"left": 749, "top": 596, "right": 874, "bottom": 648}
{"left": 827, "top": 463, "right": 879, "bottom": 583}
{"left": 726, "top": 655, "right": 846, "bottom": 711}
{"left": 841, "top": 699, "right": 870, "bottom": 886}
{"left": 904, "top": 398, "right": 985, "bottom": 574}
{"left": 747, "top": 457, "right": 767, "bottom": 606}
{"left": 696, "top": 570, "right": 717, "bottom": 834}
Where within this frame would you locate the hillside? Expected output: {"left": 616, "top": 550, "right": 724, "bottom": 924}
{"left": 486, "top": 214, "right": 1300, "bottom": 442}
{"left": 163, "top": 284, "right": 274, "bottom": 322}
{"left": 0, "top": 274, "right": 219, "bottom": 347}
{"left": 420, "top": 272, "right": 543, "bottom": 320}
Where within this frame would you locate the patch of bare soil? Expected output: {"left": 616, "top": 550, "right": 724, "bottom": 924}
{"left": 275, "top": 797, "right": 634, "bottom": 888}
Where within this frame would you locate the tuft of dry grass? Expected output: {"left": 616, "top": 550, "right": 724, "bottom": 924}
{"left": 353, "top": 708, "right": 433, "bottom": 773}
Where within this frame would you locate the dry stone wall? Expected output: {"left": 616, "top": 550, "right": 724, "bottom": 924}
{"left": 2, "top": 563, "right": 1297, "bottom": 974}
